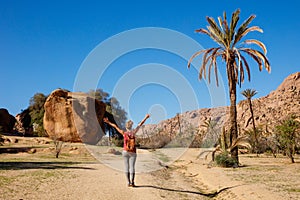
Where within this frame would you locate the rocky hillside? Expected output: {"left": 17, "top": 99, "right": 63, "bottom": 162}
{"left": 1, "top": 72, "right": 299, "bottom": 148}
{"left": 139, "top": 72, "right": 300, "bottom": 146}
{"left": 236, "top": 72, "right": 300, "bottom": 133}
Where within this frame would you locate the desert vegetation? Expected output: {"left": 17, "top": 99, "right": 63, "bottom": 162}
{"left": 0, "top": 7, "right": 299, "bottom": 200}
{"left": 188, "top": 9, "right": 270, "bottom": 163}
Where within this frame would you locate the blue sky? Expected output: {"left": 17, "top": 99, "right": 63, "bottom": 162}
{"left": 1, "top": 0, "right": 299, "bottom": 125}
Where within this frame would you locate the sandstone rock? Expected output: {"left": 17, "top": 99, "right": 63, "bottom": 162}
{"left": 69, "top": 149, "right": 80, "bottom": 154}
{"left": 0, "top": 108, "right": 16, "bottom": 133}
{"left": 141, "top": 72, "right": 300, "bottom": 146}
{"left": 28, "top": 148, "right": 36, "bottom": 154}
{"left": 107, "top": 148, "right": 117, "bottom": 154}
{"left": 69, "top": 146, "right": 78, "bottom": 151}
{"left": 43, "top": 89, "right": 106, "bottom": 144}
{"left": 15, "top": 109, "right": 33, "bottom": 136}
{"left": 107, "top": 148, "right": 121, "bottom": 155}
{"left": 9, "top": 138, "right": 18, "bottom": 143}
{"left": 277, "top": 72, "right": 300, "bottom": 92}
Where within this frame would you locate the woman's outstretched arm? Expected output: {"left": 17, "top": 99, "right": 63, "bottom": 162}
{"left": 103, "top": 117, "right": 124, "bottom": 136}
{"left": 134, "top": 114, "right": 150, "bottom": 133}
{"left": 138, "top": 114, "right": 150, "bottom": 127}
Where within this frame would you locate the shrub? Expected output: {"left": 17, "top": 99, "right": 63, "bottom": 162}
{"left": 215, "top": 152, "right": 238, "bottom": 167}
{"left": 275, "top": 115, "right": 300, "bottom": 163}
{"left": 111, "top": 137, "right": 123, "bottom": 147}
{"left": 29, "top": 93, "right": 47, "bottom": 136}
{"left": 244, "top": 127, "right": 268, "bottom": 154}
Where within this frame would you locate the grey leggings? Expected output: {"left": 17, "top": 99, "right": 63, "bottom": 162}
{"left": 122, "top": 151, "right": 137, "bottom": 174}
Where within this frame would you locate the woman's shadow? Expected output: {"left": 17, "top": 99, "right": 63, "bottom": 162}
{"left": 135, "top": 184, "right": 240, "bottom": 198}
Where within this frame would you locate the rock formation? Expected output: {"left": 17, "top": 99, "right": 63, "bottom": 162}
{"left": 43, "top": 89, "right": 106, "bottom": 144}
{"left": 14, "top": 109, "right": 33, "bottom": 136}
{"left": 236, "top": 72, "right": 300, "bottom": 133}
{"left": 140, "top": 72, "right": 300, "bottom": 146}
{"left": 0, "top": 108, "right": 16, "bottom": 133}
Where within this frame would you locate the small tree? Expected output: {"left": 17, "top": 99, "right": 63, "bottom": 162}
{"left": 29, "top": 93, "right": 47, "bottom": 136}
{"left": 241, "top": 89, "right": 258, "bottom": 141}
{"left": 53, "top": 138, "right": 64, "bottom": 158}
{"left": 201, "top": 118, "right": 220, "bottom": 148}
{"left": 198, "top": 127, "right": 251, "bottom": 167}
{"left": 275, "top": 115, "right": 300, "bottom": 163}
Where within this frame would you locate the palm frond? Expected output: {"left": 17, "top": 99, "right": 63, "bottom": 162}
{"left": 244, "top": 39, "right": 267, "bottom": 54}
{"left": 206, "top": 17, "right": 223, "bottom": 37}
{"left": 195, "top": 28, "right": 209, "bottom": 34}
{"left": 241, "top": 48, "right": 271, "bottom": 72}
{"left": 207, "top": 25, "right": 226, "bottom": 47}
{"left": 253, "top": 49, "right": 270, "bottom": 72}
{"left": 187, "top": 49, "right": 206, "bottom": 69}
{"left": 197, "top": 149, "right": 213, "bottom": 160}
{"left": 234, "top": 25, "right": 262, "bottom": 46}
{"left": 195, "top": 28, "right": 223, "bottom": 47}
{"left": 201, "top": 48, "right": 215, "bottom": 79}
{"left": 235, "top": 49, "right": 245, "bottom": 87}
{"left": 229, "top": 136, "right": 252, "bottom": 151}
{"left": 241, "top": 89, "right": 258, "bottom": 99}
{"left": 235, "top": 14, "right": 256, "bottom": 38}
{"left": 223, "top": 11, "right": 229, "bottom": 35}
{"left": 208, "top": 58, "right": 213, "bottom": 83}
{"left": 207, "top": 48, "right": 221, "bottom": 84}
{"left": 229, "top": 9, "right": 240, "bottom": 44}
{"left": 218, "top": 16, "right": 224, "bottom": 32}
{"left": 240, "top": 55, "right": 251, "bottom": 82}
{"left": 189, "top": 9, "right": 270, "bottom": 100}
{"left": 239, "top": 60, "right": 245, "bottom": 87}
{"left": 241, "top": 48, "right": 263, "bottom": 71}
{"left": 213, "top": 51, "right": 220, "bottom": 86}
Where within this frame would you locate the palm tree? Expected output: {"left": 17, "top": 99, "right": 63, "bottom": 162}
{"left": 188, "top": 9, "right": 270, "bottom": 163}
{"left": 241, "top": 89, "right": 258, "bottom": 144}
{"left": 201, "top": 118, "right": 219, "bottom": 147}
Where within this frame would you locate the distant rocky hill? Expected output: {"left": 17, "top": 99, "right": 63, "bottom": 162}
{"left": 1, "top": 72, "right": 299, "bottom": 148}
{"left": 138, "top": 72, "right": 300, "bottom": 147}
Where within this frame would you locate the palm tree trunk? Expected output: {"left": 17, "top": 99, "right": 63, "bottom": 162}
{"left": 248, "top": 99, "right": 257, "bottom": 142}
{"left": 227, "top": 63, "right": 239, "bottom": 163}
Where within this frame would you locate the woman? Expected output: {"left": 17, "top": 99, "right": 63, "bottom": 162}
{"left": 103, "top": 114, "right": 150, "bottom": 187}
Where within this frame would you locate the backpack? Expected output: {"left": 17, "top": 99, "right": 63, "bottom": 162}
{"left": 125, "top": 133, "right": 135, "bottom": 152}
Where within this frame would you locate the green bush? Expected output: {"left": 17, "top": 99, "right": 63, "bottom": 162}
{"left": 111, "top": 137, "right": 123, "bottom": 147}
{"left": 215, "top": 152, "right": 238, "bottom": 167}
{"left": 29, "top": 93, "right": 47, "bottom": 136}
{"left": 275, "top": 115, "right": 300, "bottom": 163}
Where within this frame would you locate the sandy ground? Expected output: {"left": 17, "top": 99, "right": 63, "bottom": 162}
{"left": 0, "top": 136, "right": 299, "bottom": 200}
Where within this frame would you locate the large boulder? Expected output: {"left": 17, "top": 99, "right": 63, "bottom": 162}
{"left": 15, "top": 109, "right": 33, "bottom": 136}
{"left": 43, "top": 89, "right": 106, "bottom": 144}
{"left": 0, "top": 108, "right": 16, "bottom": 133}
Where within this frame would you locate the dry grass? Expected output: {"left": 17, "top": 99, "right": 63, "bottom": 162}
{"left": 0, "top": 136, "right": 299, "bottom": 200}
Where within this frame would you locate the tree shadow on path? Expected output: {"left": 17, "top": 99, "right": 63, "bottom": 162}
{"left": 135, "top": 184, "right": 240, "bottom": 198}
{"left": 0, "top": 161, "right": 97, "bottom": 170}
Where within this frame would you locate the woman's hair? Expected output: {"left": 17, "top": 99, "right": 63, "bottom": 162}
{"left": 126, "top": 120, "right": 134, "bottom": 130}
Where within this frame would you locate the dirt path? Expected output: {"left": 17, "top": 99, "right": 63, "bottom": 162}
{"left": 23, "top": 163, "right": 165, "bottom": 200}
{"left": 1, "top": 137, "right": 299, "bottom": 200}
{"left": 3, "top": 162, "right": 211, "bottom": 200}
